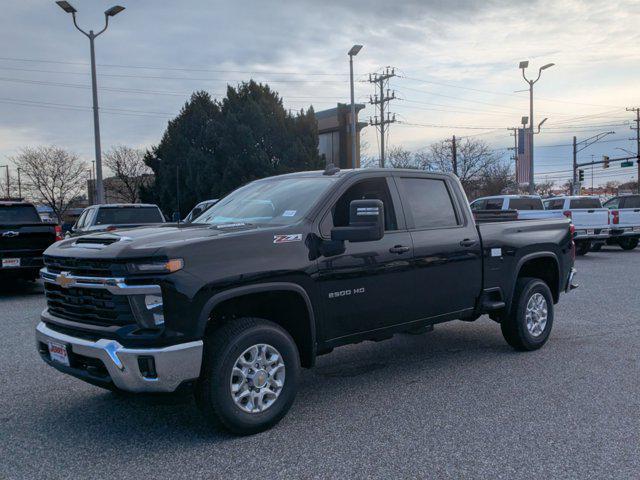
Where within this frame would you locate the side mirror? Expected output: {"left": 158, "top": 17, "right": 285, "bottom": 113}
{"left": 172, "top": 212, "right": 181, "bottom": 222}
{"left": 331, "top": 199, "right": 384, "bottom": 243}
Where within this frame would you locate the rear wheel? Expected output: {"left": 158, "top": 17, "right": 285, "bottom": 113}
{"left": 575, "top": 241, "right": 590, "bottom": 256}
{"left": 618, "top": 237, "right": 639, "bottom": 250}
{"left": 590, "top": 243, "right": 602, "bottom": 252}
{"left": 501, "top": 277, "right": 554, "bottom": 351}
{"left": 195, "top": 317, "right": 300, "bottom": 435}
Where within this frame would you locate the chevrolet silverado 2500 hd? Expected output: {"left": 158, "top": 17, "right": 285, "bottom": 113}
{"left": 36, "top": 169, "right": 576, "bottom": 434}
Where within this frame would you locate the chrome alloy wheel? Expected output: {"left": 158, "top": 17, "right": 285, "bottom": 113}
{"left": 525, "top": 293, "right": 548, "bottom": 337}
{"left": 230, "top": 343, "right": 286, "bottom": 413}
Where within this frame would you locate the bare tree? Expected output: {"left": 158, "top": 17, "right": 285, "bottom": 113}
{"left": 385, "top": 146, "right": 420, "bottom": 169}
{"left": 424, "top": 137, "right": 503, "bottom": 184}
{"left": 535, "top": 180, "right": 555, "bottom": 197}
{"left": 12, "top": 146, "right": 88, "bottom": 220}
{"left": 103, "top": 145, "right": 152, "bottom": 203}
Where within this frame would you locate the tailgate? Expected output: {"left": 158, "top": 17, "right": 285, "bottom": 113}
{"left": 0, "top": 224, "right": 56, "bottom": 253}
{"left": 570, "top": 209, "right": 609, "bottom": 228}
{"left": 618, "top": 208, "right": 640, "bottom": 228}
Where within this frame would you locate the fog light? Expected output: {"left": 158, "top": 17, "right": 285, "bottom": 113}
{"left": 129, "top": 293, "right": 165, "bottom": 328}
{"left": 138, "top": 356, "right": 157, "bottom": 379}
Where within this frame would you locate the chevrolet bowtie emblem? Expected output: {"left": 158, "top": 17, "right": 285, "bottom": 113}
{"left": 55, "top": 272, "right": 75, "bottom": 289}
{"left": 2, "top": 231, "right": 19, "bottom": 238}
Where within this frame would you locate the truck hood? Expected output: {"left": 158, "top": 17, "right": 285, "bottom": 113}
{"left": 45, "top": 222, "right": 268, "bottom": 259}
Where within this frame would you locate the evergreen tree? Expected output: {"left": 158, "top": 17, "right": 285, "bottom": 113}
{"left": 142, "top": 82, "right": 322, "bottom": 216}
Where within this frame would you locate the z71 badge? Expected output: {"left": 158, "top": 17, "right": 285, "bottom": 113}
{"left": 273, "top": 234, "right": 303, "bottom": 244}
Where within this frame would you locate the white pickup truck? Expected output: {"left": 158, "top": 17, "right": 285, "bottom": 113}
{"left": 542, "top": 196, "right": 610, "bottom": 255}
{"left": 469, "top": 195, "right": 558, "bottom": 220}
{"left": 602, "top": 194, "right": 640, "bottom": 250}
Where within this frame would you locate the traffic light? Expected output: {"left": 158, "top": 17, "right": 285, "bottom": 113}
{"left": 578, "top": 169, "right": 585, "bottom": 181}
{"left": 603, "top": 155, "right": 609, "bottom": 168}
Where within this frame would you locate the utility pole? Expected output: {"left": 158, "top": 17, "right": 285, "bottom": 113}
{"left": 572, "top": 136, "right": 577, "bottom": 194}
{"left": 1, "top": 165, "right": 9, "bottom": 198}
{"left": 627, "top": 107, "right": 640, "bottom": 193}
{"left": 348, "top": 45, "right": 363, "bottom": 168}
{"left": 451, "top": 135, "right": 458, "bottom": 176}
{"left": 369, "top": 67, "right": 397, "bottom": 167}
{"left": 17, "top": 167, "right": 21, "bottom": 199}
{"left": 508, "top": 128, "right": 519, "bottom": 184}
{"left": 571, "top": 131, "right": 614, "bottom": 194}
{"left": 55, "top": 1, "right": 125, "bottom": 204}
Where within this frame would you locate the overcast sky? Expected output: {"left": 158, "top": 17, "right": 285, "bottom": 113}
{"left": 1, "top": 0, "right": 639, "bottom": 187}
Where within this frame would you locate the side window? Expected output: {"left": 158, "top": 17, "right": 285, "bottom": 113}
{"left": 624, "top": 196, "right": 640, "bottom": 208}
{"left": 75, "top": 210, "right": 88, "bottom": 229}
{"left": 321, "top": 177, "right": 398, "bottom": 236}
{"left": 545, "top": 199, "right": 565, "bottom": 210}
{"left": 470, "top": 199, "right": 485, "bottom": 211}
{"left": 485, "top": 198, "right": 504, "bottom": 210}
{"left": 398, "top": 177, "right": 459, "bottom": 229}
{"left": 604, "top": 198, "right": 620, "bottom": 209}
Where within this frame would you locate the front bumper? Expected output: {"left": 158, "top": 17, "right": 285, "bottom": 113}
{"left": 36, "top": 322, "right": 203, "bottom": 393}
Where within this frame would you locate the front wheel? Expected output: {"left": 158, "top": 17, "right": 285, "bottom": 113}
{"left": 501, "top": 277, "right": 554, "bottom": 351}
{"left": 618, "top": 237, "right": 639, "bottom": 250}
{"left": 195, "top": 317, "right": 300, "bottom": 435}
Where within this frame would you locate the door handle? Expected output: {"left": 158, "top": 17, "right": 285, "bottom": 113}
{"left": 389, "top": 245, "right": 410, "bottom": 254}
{"left": 459, "top": 238, "right": 477, "bottom": 247}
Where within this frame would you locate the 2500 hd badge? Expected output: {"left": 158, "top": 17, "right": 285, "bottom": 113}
{"left": 328, "top": 287, "right": 365, "bottom": 299}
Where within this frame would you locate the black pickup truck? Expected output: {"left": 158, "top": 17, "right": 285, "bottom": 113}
{"left": 35, "top": 169, "right": 576, "bottom": 434}
{"left": 1, "top": 201, "right": 60, "bottom": 282}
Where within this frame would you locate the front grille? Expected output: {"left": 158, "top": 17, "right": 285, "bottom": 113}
{"left": 44, "top": 255, "right": 127, "bottom": 277}
{"left": 44, "top": 282, "right": 135, "bottom": 327}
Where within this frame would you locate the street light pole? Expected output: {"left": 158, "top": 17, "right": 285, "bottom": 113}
{"left": 348, "top": 45, "right": 363, "bottom": 169}
{"left": 519, "top": 60, "right": 554, "bottom": 194}
{"left": 1, "top": 165, "right": 9, "bottom": 198}
{"left": 55, "top": 1, "right": 125, "bottom": 205}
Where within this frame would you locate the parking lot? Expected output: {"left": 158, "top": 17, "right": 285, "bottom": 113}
{"left": 1, "top": 246, "right": 638, "bottom": 480}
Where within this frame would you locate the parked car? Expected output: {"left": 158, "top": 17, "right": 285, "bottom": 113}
{"left": 602, "top": 194, "right": 640, "bottom": 250}
{"left": 1, "top": 201, "right": 62, "bottom": 282}
{"left": 470, "top": 195, "right": 558, "bottom": 220}
{"left": 543, "top": 196, "right": 610, "bottom": 255}
{"left": 183, "top": 199, "right": 219, "bottom": 223}
{"left": 36, "top": 168, "right": 576, "bottom": 434}
{"left": 68, "top": 203, "right": 165, "bottom": 237}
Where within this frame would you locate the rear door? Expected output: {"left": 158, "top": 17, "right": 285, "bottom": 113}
{"left": 395, "top": 174, "right": 482, "bottom": 320}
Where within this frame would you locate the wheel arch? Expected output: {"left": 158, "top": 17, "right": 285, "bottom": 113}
{"left": 197, "top": 283, "right": 317, "bottom": 368}
{"left": 511, "top": 252, "right": 561, "bottom": 306}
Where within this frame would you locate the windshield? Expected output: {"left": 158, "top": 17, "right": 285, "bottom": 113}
{"left": 95, "top": 207, "right": 163, "bottom": 225}
{"left": 0, "top": 205, "right": 41, "bottom": 223}
{"left": 194, "top": 177, "right": 336, "bottom": 226}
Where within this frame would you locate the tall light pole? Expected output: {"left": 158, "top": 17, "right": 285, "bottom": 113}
{"left": 519, "top": 60, "right": 554, "bottom": 194}
{"left": 348, "top": 45, "right": 363, "bottom": 168}
{"left": 55, "top": 1, "right": 125, "bottom": 205}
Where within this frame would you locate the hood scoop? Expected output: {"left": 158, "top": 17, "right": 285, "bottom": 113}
{"left": 73, "top": 235, "right": 127, "bottom": 249}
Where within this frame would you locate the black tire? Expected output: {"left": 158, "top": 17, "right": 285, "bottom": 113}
{"left": 590, "top": 243, "right": 602, "bottom": 252}
{"left": 195, "top": 317, "right": 300, "bottom": 435}
{"left": 501, "top": 277, "right": 554, "bottom": 351}
{"left": 618, "top": 237, "right": 639, "bottom": 250}
{"left": 575, "top": 242, "right": 590, "bottom": 256}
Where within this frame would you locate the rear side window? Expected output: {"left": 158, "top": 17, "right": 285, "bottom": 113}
{"left": 470, "top": 200, "right": 485, "bottom": 211}
{"left": 95, "top": 207, "right": 163, "bottom": 225}
{"left": 544, "top": 199, "right": 565, "bottom": 210}
{"left": 509, "top": 198, "right": 543, "bottom": 210}
{"left": 623, "top": 196, "right": 640, "bottom": 208}
{"left": 398, "top": 178, "right": 459, "bottom": 229}
{"left": 485, "top": 198, "right": 504, "bottom": 210}
{"left": 0, "top": 205, "right": 41, "bottom": 223}
{"left": 569, "top": 198, "right": 602, "bottom": 209}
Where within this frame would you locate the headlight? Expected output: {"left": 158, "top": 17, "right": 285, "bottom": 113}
{"left": 127, "top": 258, "right": 184, "bottom": 274}
{"left": 129, "top": 293, "right": 165, "bottom": 328}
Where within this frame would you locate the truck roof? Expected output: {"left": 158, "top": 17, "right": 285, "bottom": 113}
{"left": 0, "top": 200, "right": 35, "bottom": 207}
{"left": 85, "top": 203, "right": 161, "bottom": 209}
{"left": 260, "top": 168, "right": 454, "bottom": 180}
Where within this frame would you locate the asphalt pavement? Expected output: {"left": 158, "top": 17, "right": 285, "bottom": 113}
{"left": 1, "top": 246, "right": 639, "bottom": 479}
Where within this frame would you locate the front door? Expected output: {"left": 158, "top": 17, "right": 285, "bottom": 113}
{"left": 315, "top": 176, "right": 414, "bottom": 340}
